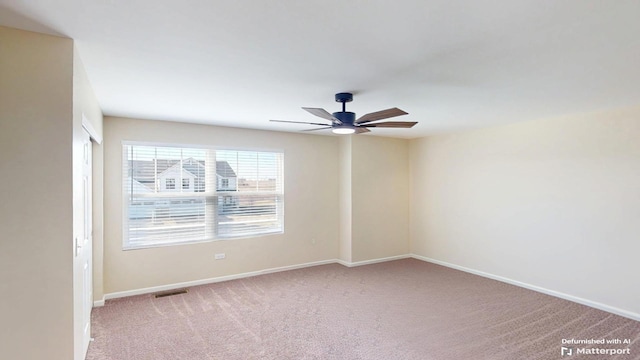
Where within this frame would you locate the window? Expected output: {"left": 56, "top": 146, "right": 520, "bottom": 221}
{"left": 123, "top": 144, "right": 284, "bottom": 249}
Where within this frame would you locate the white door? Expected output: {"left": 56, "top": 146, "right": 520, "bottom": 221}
{"left": 77, "top": 129, "right": 93, "bottom": 356}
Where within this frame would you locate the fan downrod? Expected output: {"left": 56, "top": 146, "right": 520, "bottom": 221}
{"left": 335, "top": 92, "right": 353, "bottom": 112}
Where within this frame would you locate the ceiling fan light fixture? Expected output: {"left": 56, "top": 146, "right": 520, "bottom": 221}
{"left": 332, "top": 127, "right": 356, "bottom": 135}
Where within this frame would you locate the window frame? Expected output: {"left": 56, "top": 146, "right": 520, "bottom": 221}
{"left": 122, "top": 141, "right": 285, "bottom": 250}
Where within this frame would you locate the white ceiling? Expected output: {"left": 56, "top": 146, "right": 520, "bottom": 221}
{"left": 1, "top": 1, "right": 640, "bottom": 138}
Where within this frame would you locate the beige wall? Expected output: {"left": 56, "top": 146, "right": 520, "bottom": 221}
{"left": 338, "top": 136, "right": 410, "bottom": 263}
{"left": 351, "top": 136, "right": 410, "bottom": 262}
{"left": 102, "top": 117, "right": 340, "bottom": 294}
{"left": 339, "top": 136, "right": 353, "bottom": 262}
{"left": 0, "top": 26, "right": 75, "bottom": 360}
{"left": 409, "top": 106, "right": 640, "bottom": 316}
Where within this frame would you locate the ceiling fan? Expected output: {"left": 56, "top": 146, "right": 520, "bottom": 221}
{"left": 270, "top": 92, "right": 417, "bottom": 135}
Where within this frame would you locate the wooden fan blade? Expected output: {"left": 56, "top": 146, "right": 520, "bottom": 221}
{"left": 355, "top": 127, "right": 371, "bottom": 134}
{"left": 302, "top": 107, "right": 341, "bottom": 123}
{"left": 356, "top": 107, "right": 408, "bottom": 124}
{"left": 302, "top": 127, "right": 333, "bottom": 132}
{"left": 270, "top": 119, "right": 330, "bottom": 126}
{"left": 362, "top": 121, "right": 417, "bottom": 128}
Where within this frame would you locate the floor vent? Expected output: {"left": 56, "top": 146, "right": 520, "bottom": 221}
{"left": 154, "top": 289, "right": 188, "bottom": 298}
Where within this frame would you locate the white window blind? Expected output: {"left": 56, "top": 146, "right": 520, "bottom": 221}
{"left": 123, "top": 144, "right": 284, "bottom": 249}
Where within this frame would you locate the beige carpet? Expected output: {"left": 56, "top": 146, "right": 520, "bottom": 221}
{"left": 86, "top": 259, "right": 639, "bottom": 359}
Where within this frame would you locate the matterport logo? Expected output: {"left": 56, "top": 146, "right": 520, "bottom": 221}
{"left": 561, "top": 347, "right": 574, "bottom": 356}
{"left": 561, "top": 338, "right": 632, "bottom": 356}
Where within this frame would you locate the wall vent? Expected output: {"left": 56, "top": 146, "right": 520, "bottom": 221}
{"left": 154, "top": 288, "right": 188, "bottom": 298}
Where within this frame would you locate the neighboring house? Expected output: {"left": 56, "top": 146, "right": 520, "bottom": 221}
{"left": 129, "top": 158, "right": 178, "bottom": 191}
{"left": 215, "top": 160, "right": 237, "bottom": 191}
{"left": 129, "top": 158, "right": 238, "bottom": 217}
{"left": 129, "top": 157, "right": 236, "bottom": 192}
{"left": 156, "top": 158, "right": 236, "bottom": 192}
{"left": 213, "top": 161, "right": 237, "bottom": 213}
{"left": 158, "top": 159, "right": 201, "bottom": 192}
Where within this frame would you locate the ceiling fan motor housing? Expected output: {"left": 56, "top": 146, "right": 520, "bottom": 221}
{"left": 333, "top": 111, "right": 356, "bottom": 125}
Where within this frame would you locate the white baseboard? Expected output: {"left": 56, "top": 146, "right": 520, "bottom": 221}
{"left": 337, "top": 254, "right": 410, "bottom": 267}
{"left": 103, "top": 255, "right": 410, "bottom": 301}
{"left": 93, "top": 299, "right": 105, "bottom": 307}
{"left": 410, "top": 254, "right": 640, "bottom": 322}
{"left": 103, "top": 259, "right": 337, "bottom": 301}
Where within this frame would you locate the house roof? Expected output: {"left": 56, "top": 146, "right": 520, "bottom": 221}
{"left": 181, "top": 158, "right": 205, "bottom": 179}
{"left": 130, "top": 158, "right": 236, "bottom": 182}
{"left": 215, "top": 161, "right": 236, "bottom": 178}
{"left": 126, "top": 177, "right": 153, "bottom": 193}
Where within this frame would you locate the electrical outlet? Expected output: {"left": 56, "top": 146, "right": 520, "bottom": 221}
{"left": 214, "top": 253, "right": 226, "bottom": 260}
{"left": 311, "top": 238, "right": 316, "bottom": 245}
